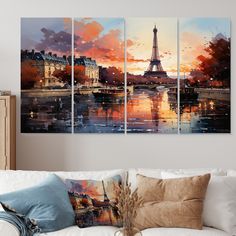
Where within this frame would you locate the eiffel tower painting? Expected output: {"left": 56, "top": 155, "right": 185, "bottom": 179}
{"left": 144, "top": 25, "right": 168, "bottom": 78}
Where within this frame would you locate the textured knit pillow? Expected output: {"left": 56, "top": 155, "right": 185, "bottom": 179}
{"left": 0, "top": 174, "right": 75, "bottom": 233}
{"left": 134, "top": 174, "right": 211, "bottom": 230}
{"left": 65, "top": 175, "right": 122, "bottom": 228}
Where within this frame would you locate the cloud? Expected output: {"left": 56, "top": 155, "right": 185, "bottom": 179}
{"left": 75, "top": 20, "right": 103, "bottom": 41}
{"left": 35, "top": 28, "right": 72, "bottom": 55}
{"left": 127, "top": 55, "right": 149, "bottom": 63}
{"left": 127, "top": 66, "right": 146, "bottom": 74}
{"left": 74, "top": 20, "right": 124, "bottom": 66}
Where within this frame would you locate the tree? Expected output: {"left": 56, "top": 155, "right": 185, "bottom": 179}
{"left": 74, "top": 65, "right": 89, "bottom": 85}
{"left": 21, "top": 60, "right": 41, "bottom": 89}
{"left": 197, "top": 37, "right": 230, "bottom": 88}
{"left": 100, "top": 67, "right": 124, "bottom": 86}
{"left": 187, "top": 69, "right": 209, "bottom": 87}
{"left": 53, "top": 65, "right": 72, "bottom": 86}
{"left": 53, "top": 65, "right": 89, "bottom": 85}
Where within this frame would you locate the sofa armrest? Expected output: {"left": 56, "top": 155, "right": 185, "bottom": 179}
{"left": 0, "top": 220, "right": 20, "bottom": 236}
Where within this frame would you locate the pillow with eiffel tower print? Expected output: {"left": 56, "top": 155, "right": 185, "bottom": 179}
{"left": 65, "top": 175, "right": 122, "bottom": 228}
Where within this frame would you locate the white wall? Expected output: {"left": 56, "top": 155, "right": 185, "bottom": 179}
{"left": 0, "top": 0, "right": 235, "bottom": 171}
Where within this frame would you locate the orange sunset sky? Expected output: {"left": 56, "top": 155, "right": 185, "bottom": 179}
{"left": 74, "top": 18, "right": 230, "bottom": 77}
{"left": 21, "top": 17, "right": 230, "bottom": 77}
{"left": 74, "top": 18, "right": 125, "bottom": 71}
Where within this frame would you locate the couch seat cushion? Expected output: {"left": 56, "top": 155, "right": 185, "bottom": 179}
{"left": 142, "top": 227, "right": 230, "bottom": 236}
{"left": 39, "top": 226, "right": 118, "bottom": 236}
{"left": 0, "top": 220, "right": 19, "bottom": 236}
{"left": 39, "top": 226, "right": 230, "bottom": 236}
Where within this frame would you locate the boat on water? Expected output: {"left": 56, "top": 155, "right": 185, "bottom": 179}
{"left": 168, "top": 86, "right": 198, "bottom": 100}
{"left": 156, "top": 85, "right": 166, "bottom": 91}
{"left": 75, "top": 85, "right": 93, "bottom": 95}
{"left": 93, "top": 87, "right": 125, "bottom": 99}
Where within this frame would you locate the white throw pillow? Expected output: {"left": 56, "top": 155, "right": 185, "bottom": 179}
{"left": 161, "top": 171, "right": 236, "bottom": 235}
{"left": 227, "top": 169, "right": 236, "bottom": 176}
{"left": 128, "top": 168, "right": 226, "bottom": 192}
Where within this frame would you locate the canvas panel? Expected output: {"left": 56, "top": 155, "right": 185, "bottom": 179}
{"left": 73, "top": 18, "right": 125, "bottom": 133}
{"left": 21, "top": 18, "right": 72, "bottom": 133}
{"left": 126, "top": 18, "right": 178, "bottom": 134}
{"left": 179, "top": 18, "right": 231, "bottom": 133}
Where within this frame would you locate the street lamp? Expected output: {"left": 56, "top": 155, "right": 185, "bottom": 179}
{"left": 210, "top": 78, "right": 213, "bottom": 88}
{"left": 39, "top": 79, "right": 43, "bottom": 89}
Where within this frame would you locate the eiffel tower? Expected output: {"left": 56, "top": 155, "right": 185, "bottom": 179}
{"left": 102, "top": 180, "right": 110, "bottom": 203}
{"left": 144, "top": 25, "right": 168, "bottom": 78}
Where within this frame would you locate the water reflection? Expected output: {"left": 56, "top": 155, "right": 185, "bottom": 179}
{"left": 180, "top": 98, "right": 230, "bottom": 133}
{"left": 21, "top": 95, "right": 72, "bottom": 133}
{"left": 127, "top": 90, "right": 178, "bottom": 133}
{"left": 74, "top": 94, "right": 124, "bottom": 133}
{"left": 21, "top": 89, "right": 230, "bottom": 134}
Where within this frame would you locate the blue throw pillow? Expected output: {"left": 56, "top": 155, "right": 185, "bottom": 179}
{"left": 0, "top": 174, "right": 75, "bottom": 233}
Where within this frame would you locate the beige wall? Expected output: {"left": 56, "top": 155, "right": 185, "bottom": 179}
{"left": 0, "top": 0, "right": 235, "bottom": 171}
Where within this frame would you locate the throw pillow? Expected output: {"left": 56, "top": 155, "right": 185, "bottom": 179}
{"left": 65, "top": 175, "right": 122, "bottom": 228}
{"left": 0, "top": 174, "right": 75, "bottom": 233}
{"left": 162, "top": 171, "right": 236, "bottom": 235}
{"left": 134, "top": 174, "right": 210, "bottom": 230}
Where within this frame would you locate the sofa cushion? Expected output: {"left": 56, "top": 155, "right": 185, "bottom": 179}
{"left": 0, "top": 220, "right": 20, "bottom": 236}
{"left": 134, "top": 174, "right": 210, "bottom": 230}
{"left": 227, "top": 169, "right": 236, "bottom": 176}
{"left": 37, "top": 226, "right": 230, "bottom": 236}
{"left": 0, "top": 224, "right": 230, "bottom": 236}
{"left": 39, "top": 226, "right": 118, "bottom": 236}
{"left": 65, "top": 175, "right": 122, "bottom": 228}
{"left": 162, "top": 171, "right": 236, "bottom": 235}
{"left": 141, "top": 227, "right": 230, "bottom": 236}
{"left": 0, "top": 174, "right": 75, "bottom": 233}
{"left": 202, "top": 176, "right": 236, "bottom": 235}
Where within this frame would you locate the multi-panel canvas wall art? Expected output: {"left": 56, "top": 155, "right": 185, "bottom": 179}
{"left": 21, "top": 17, "right": 231, "bottom": 134}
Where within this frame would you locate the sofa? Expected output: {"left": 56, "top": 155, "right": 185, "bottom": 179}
{"left": 0, "top": 168, "right": 234, "bottom": 236}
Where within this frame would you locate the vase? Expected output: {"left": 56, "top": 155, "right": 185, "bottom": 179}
{"left": 114, "top": 227, "right": 142, "bottom": 236}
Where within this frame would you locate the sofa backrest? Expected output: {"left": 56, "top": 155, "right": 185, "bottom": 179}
{"left": 128, "top": 168, "right": 227, "bottom": 191}
{"left": 0, "top": 169, "right": 125, "bottom": 194}
{"left": 0, "top": 168, "right": 229, "bottom": 194}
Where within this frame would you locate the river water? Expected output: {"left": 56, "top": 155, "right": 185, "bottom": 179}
{"left": 21, "top": 95, "right": 72, "bottom": 133}
{"left": 21, "top": 89, "right": 230, "bottom": 133}
{"left": 180, "top": 98, "right": 230, "bottom": 133}
{"left": 74, "top": 94, "right": 125, "bottom": 133}
{"left": 127, "top": 89, "right": 178, "bottom": 133}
